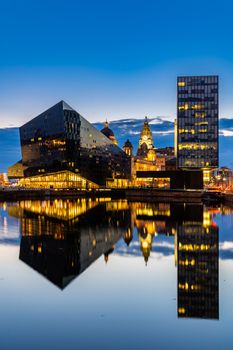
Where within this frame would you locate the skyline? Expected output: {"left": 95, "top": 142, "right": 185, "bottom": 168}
{"left": 1, "top": 0, "right": 233, "bottom": 127}
{"left": 1, "top": 2, "right": 233, "bottom": 349}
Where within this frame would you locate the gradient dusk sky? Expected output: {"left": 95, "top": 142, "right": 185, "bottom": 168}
{"left": 1, "top": 0, "right": 233, "bottom": 127}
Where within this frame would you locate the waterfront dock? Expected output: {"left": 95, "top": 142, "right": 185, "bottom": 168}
{"left": 0, "top": 187, "right": 228, "bottom": 203}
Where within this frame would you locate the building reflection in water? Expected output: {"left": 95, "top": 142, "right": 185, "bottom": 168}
{"left": 132, "top": 202, "right": 174, "bottom": 263}
{"left": 7, "top": 199, "right": 219, "bottom": 319}
{"left": 176, "top": 204, "right": 219, "bottom": 320}
{"left": 132, "top": 202, "right": 219, "bottom": 320}
{"left": 15, "top": 199, "right": 132, "bottom": 289}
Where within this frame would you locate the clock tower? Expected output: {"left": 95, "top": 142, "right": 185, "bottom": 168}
{"left": 137, "top": 116, "right": 155, "bottom": 158}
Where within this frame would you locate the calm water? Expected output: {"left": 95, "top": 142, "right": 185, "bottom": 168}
{"left": 0, "top": 199, "right": 233, "bottom": 350}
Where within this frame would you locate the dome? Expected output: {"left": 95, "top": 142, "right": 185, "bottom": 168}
{"left": 100, "top": 120, "right": 118, "bottom": 145}
{"left": 101, "top": 126, "right": 115, "bottom": 138}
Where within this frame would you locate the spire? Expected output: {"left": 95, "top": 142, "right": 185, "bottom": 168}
{"left": 104, "top": 246, "right": 115, "bottom": 264}
{"left": 124, "top": 228, "right": 133, "bottom": 246}
{"left": 104, "top": 253, "right": 109, "bottom": 264}
{"left": 139, "top": 232, "right": 153, "bottom": 265}
{"left": 104, "top": 119, "right": 109, "bottom": 128}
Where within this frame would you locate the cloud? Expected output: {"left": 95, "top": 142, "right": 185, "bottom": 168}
{"left": 220, "top": 241, "right": 233, "bottom": 250}
{"left": 152, "top": 130, "right": 174, "bottom": 135}
{"left": 112, "top": 119, "right": 138, "bottom": 124}
{"left": 149, "top": 119, "right": 164, "bottom": 125}
{"left": 129, "top": 130, "right": 140, "bottom": 135}
{"left": 219, "top": 129, "right": 233, "bottom": 137}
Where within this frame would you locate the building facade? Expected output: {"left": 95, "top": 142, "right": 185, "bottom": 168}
{"left": 131, "top": 117, "right": 166, "bottom": 185}
{"left": 0, "top": 173, "right": 8, "bottom": 186}
{"left": 177, "top": 76, "right": 219, "bottom": 169}
{"left": 13, "top": 101, "right": 131, "bottom": 188}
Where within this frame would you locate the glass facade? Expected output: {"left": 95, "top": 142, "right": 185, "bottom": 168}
{"left": 19, "top": 170, "right": 99, "bottom": 189}
{"left": 8, "top": 161, "right": 25, "bottom": 179}
{"left": 20, "top": 101, "right": 131, "bottom": 187}
{"left": 177, "top": 76, "right": 219, "bottom": 169}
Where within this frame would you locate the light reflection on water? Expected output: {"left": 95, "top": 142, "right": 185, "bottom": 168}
{"left": 0, "top": 199, "right": 233, "bottom": 350}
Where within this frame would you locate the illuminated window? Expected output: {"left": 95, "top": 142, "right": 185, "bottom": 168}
{"left": 178, "top": 104, "right": 189, "bottom": 110}
{"left": 191, "top": 104, "right": 204, "bottom": 110}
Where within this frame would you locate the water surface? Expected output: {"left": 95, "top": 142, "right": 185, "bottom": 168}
{"left": 0, "top": 199, "right": 233, "bottom": 350}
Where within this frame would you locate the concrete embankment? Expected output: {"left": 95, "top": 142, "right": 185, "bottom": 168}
{"left": 223, "top": 193, "right": 233, "bottom": 204}
{"left": 0, "top": 187, "right": 224, "bottom": 203}
{"left": 0, "top": 188, "right": 126, "bottom": 200}
{"left": 126, "top": 188, "right": 205, "bottom": 202}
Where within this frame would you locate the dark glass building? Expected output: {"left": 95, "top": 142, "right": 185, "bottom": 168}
{"left": 177, "top": 76, "right": 219, "bottom": 169}
{"left": 16, "top": 101, "right": 130, "bottom": 188}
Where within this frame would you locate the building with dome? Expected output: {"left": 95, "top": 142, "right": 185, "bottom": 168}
{"left": 101, "top": 120, "right": 118, "bottom": 145}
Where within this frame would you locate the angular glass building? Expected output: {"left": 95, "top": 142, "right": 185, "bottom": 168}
{"left": 177, "top": 76, "right": 219, "bottom": 169}
{"left": 16, "top": 101, "right": 131, "bottom": 188}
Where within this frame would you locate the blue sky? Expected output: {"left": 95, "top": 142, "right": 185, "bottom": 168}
{"left": 1, "top": 0, "right": 233, "bottom": 127}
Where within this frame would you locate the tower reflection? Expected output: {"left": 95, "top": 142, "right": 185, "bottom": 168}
{"left": 177, "top": 205, "right": 219, "bottom": 319}
{"left": 17, "top": 199, "right": 131, "bottom": 289}
{"left": 131, "top": 202, "right": 219, "bottom": 319}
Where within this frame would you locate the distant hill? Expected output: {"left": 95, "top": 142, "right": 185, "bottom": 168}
{"left": 0, "top": 118, "right": 233, "bottom": 172}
